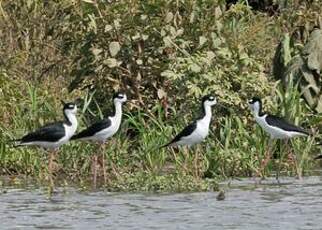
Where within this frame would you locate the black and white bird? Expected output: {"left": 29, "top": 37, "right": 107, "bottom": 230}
{"left": 248, "top": 97, "right": 309, "bottom": 179}
{"left": 14, "top": 101, "right": 78, "bottom": 187}
{"left": 71, "top": 92, "right": 127, "bottom": 186}
{"left": 163, "top": 95, "right": 217, "bottom": 148}
{"left": 248, "top": 97, "right": 308, "bottom": 139}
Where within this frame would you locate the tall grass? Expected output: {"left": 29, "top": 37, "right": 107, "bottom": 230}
{"left": 0, "top": 68, "right": 320, "bottom": 191}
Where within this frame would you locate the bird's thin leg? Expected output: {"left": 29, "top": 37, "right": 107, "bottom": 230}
{"left": 194, "top": 146, "right": 200, "bottom": 178}
{"left": 101, "top": 142, "right": 107, "bottom": 184}
{"left": 276, "top": 139, "right": 288, "bottom": 183}
{"left": 48, "top": 149, "right": 56, "bottom": 191}
{"left": 182, "top": 147, "right": 189, "bottom": 174}
{"left": 110, "top": 139, "right": 119, "bottom": 178}
{"left": 285, "top": 139, "right": 301, "bottom": 179}
{"left": 92, "top": 152, "right": 98, "bottom": 189}
{"left": 257, "top": 138, "right": 273, "bottom": 180}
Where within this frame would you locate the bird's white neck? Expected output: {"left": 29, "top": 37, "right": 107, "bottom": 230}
{"left": 252, "top": 108, "right": 266, "bottom": 120}
{"left": 64, "top": 110, "right": 78, "bottom": 127}
{"left": 201, "top": 104, "right": 212, "bottom": 124}
{"left": 251, "top": 101, "right": 264, "bottom": 119}
{"left": 113, "top": 101, "right": 123, "bottom": 122}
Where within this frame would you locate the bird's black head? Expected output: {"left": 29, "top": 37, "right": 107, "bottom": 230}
{"left": 113, "top": 92, "right": 127, "bottom": 103}
{"left": 248, "top": 97, "right": 262, "bottom": 115}
{"left": 202, "top": 95, "right": 217, "bottom": 106}
{"left": 248, "top": 97, "right": 262, "bottom": 105}
{"left": 62, "top": 101, "right": 77, "bottom": 114}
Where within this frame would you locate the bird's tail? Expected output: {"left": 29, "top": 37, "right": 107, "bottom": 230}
{"left": 159, "top": 141, "right": 175, "bottom": 149}
{"left": 159, "top": 143, "right": 169, "bottom": 149}
{"left": 70, "top": 134, "right": 80, "bottom": 141}
{"left": 7, "top": 139, "right": 23, "bottom": 148}
{"left": 314, "top": 155, "right": 322, "bottom": 160}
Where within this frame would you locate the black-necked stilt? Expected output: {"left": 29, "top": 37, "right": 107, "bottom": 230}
{"left": 163, "top": 95, "right": 217, "bottom": 148}
{"left": 162, "top": 95, "right": 217, "bottom": 176}
{"left": 71, "top": 92, "right": 127, "bottom": 186}
{"left": 248, "top": 97, "right": 309, "bottom": 179}
{"left": 14, "top": 101, "right": 78, "bottom": 187}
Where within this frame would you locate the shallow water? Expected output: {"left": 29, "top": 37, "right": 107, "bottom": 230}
{"left": 1, "top": 177, "right": 322, "bottom": 230}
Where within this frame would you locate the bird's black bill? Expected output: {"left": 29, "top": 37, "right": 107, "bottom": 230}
{"left": 61, "top": 100, "right": 66, "bottom": 106}
{"left": 74, "top": 98, "right": 83, "bottom": 106}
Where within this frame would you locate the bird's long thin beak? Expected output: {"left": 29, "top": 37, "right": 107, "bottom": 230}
{"left": 60, "top": 100, "right": 66, "bottom": 106}
{"left": 73, "top": 98, "right": 83, "bottom": 107}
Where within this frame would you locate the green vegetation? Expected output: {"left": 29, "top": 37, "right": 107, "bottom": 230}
{"left": 0, "top": 0, "right": 322, "bottom": 192}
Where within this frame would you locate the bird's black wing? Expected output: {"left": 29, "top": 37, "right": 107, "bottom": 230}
{"left": 19, "top": 122, "right": 65, "bottom": 143}
{"left": 72, "top": 118, "right": 111, "bottom": 140}
{"left": 266, "top": 115, "right": 309, "bottom": 135}
{"left": 162, "top": 121, "right": 197, "bottom": 147}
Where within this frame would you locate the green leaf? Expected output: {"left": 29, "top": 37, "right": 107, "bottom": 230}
{"left": 199, "top": 36, "right": 207, "bottom": 47}
{"left": 104, "top": 58, "right": 118, "bottom": 68}
{"left": 190, "top": 63, "right": 201, "bottom": 73}
{"left": 109, "top": 42, "right": 121, "bottom": 57}
{"left": 165, "top": 12, "right": 174, "bottom": 24}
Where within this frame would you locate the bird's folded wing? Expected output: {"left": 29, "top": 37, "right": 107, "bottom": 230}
{"left": 266, "top": 115, "right": 309, "bottom": 135}
{"left": 20, "top": 122, "right": 65, "bottom": 143}
{"left": 163, "top": 121, "right": 197, "bottom": 147}
{"left": 72, "top": 118, "right": 111, "bottom": 139}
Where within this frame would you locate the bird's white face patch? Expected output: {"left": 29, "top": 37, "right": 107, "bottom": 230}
{"left": 114, "top": 93, "right": 127, "bottom": 103}
{"left": 249, "top": 101, "right": 260, "bottom": 114}
{"left": 69, "top": 105, "right": 77, "bottom": 115}
{"left": 64, "top": 103, "right": 78, "bottom": 115}
{"left": 255, "top": 115, "right": 307, "bottom": 139}
{"left": 204, "top": 96, "right": 217, "bottom": 106}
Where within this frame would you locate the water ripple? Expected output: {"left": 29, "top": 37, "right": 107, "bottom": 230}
{"left": 1, "top": 177, "right": 322, "bottom": 229}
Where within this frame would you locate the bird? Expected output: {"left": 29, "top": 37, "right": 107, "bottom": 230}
{"left": 163, "top": 95, "right": 217, "bottom": 148}
{"left": 248, "top": 97, "right": 309, "bottom": 180}
{"left": 162, "top": 95, "right": 217, "bottom": 176}
{"left": 71, "top": 92, "right": 127, "bottom": 187}
{"left": 14, "top": 101, "right": 78, "bottom": 188}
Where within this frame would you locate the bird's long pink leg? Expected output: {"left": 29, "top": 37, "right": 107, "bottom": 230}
{"left": 194, "top": 146, "right": 200, "bottom": 178}
{"left": 48, "top": 149, "right": 57, "bottom": 190}
{"left": 92, "top": 153, "right": 98, "bottom": 189}
{"left": 101, "top": 142, "right": 107, "bottom": 184}
{"left": 183, "top": 147, "right": 189, "bottom": 175}
{"left": 285, "top": 139, "right": 301, "bottom": 179}
{"left": 256, "top": 138, "right": 273, "bottom": 180}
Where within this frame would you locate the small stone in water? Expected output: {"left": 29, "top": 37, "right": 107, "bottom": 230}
{"left": 216, "top": 190, "right": 225, "bottom": 201}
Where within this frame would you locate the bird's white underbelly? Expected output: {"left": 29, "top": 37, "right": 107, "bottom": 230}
{"left": 93, "top": 128, "right": 118, "bottom": 141}
{"left": 25, "top": 139, "right": 67, "bottom": 149}
{"left": 19, "top": 117, "right": 77, "bottom": 150}
{"left": 255, "top": 116, "right": 304, "bottom": 139}
{"left": 23, "top": 133, "right": 71, "bottom": 149}
{"left": 177, "top": 122, "right": 209, "bottom": 147}
{"left": 89, "top": 117, "right": 121, "bottom": 142}
{"left": 38, "top": 124, "right": 77, "bottom": 149}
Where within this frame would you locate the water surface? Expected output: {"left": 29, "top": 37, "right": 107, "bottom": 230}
{"left": 1, "top": 177, "right": 322, "bottom": 229}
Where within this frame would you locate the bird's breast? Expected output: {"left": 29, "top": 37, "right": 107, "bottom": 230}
{"left": 195, "top": 121, "right": 209, "bottom": 139}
